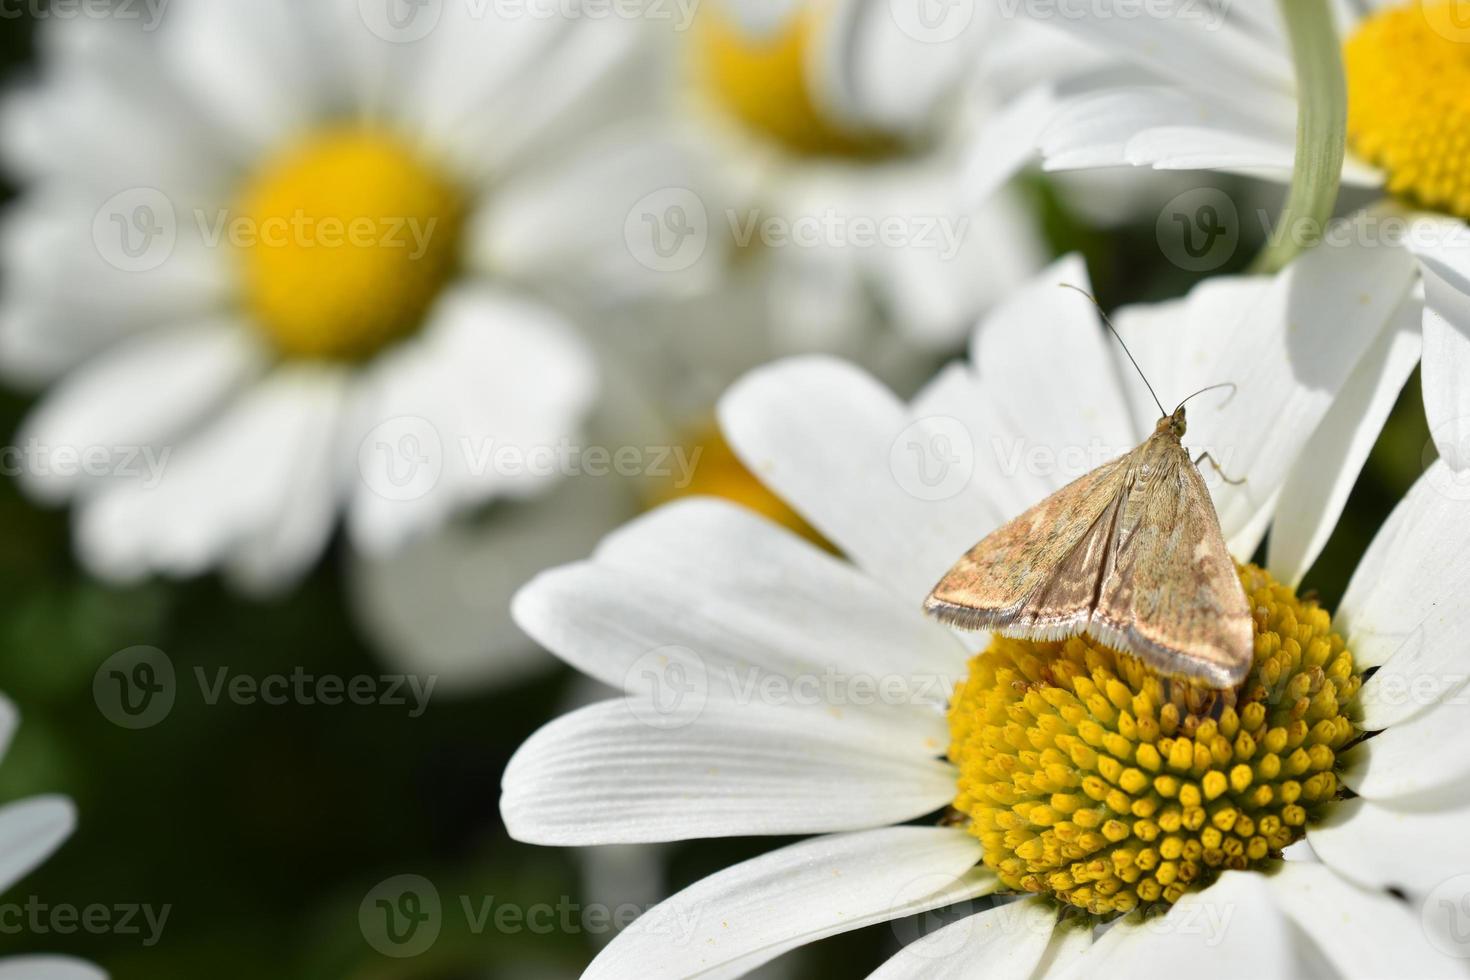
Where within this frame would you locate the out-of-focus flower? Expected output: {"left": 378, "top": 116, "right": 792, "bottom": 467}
{"left": 969, "top": 0, "right": 1470, "bottom": 477}
{"left": 0, "top": 696, "right": 99, "bottom": 979}
{"left": 498, "top": 249, "right": 1436, "bottom": 976}
{"left": 674, "top": 0, "right": 1047, "bottom": 355}
{"left": 0, "top": 1, "right": 711, "bottom": 592}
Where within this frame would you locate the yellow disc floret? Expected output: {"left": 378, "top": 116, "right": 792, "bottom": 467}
{"left": 946, "top": 564, "right": 1360, "bottom": 916}
{"left": 1345, "top": 2, "right": 1470, "bottom": 218}
{"left": 694, "top": 0, "right": 899, "bottom": 159}
{"left": 236, "top": 129, "right": 464, "bottom": 361}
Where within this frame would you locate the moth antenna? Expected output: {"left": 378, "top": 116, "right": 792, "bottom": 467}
{"left": 1174, "top": 381, "right": 1238, "bottom": 412}
{"left": 1058, "top": 283, "right": 1167, "bottom": 418}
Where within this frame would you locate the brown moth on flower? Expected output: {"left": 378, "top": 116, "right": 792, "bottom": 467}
{"left": 924, "top": 289, "right": 1252, "bottom": 689}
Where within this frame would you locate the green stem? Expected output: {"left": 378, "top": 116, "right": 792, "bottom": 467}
{"left": 1250, "top": 0, "right": 1347, "bottom": 274}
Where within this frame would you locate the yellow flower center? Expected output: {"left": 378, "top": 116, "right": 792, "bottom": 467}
{"left": 693, "top": 0, "right": 900, "bottom": 159}
{"left": 235, "top": 129, "right": 465, "bottom": 361}
{"left": 946, "top": 564, "right": 1359, "bottom": 916}
{"left": 1344, "top": 2, "right": 1470, "bottom": 218}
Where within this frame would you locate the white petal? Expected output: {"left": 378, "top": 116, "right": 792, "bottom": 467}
{"left": 583, "top": 827, "right": 994, "bottom": 980}
{"left": 513, "top": 500, "right": 962, "bottom": 751}
{"left": 719, "top": 357, "right": 997, "bottom": 604}
{"left": 502, "top": 698, "right": 956, "bottom": 845}
{"left": 0, "top": 958, "right": 105, "bottom": 980}
{"left": 1267, "top": 284, "right": 1422, "bottom": 585}
{"left": 1404, "top": 215, "right": 1470, "bottom": 472}
{"left": 1338, "top": 460, "right": 1470, "bottom": 730}
{"left": 868, "top": 897, "right": 1057, "bottom": 980}
{"left": 1052, "top": 871, "right": 1294, "bottom": 980}
{"left": 346, "top": 287, "right": 598, "bottom": 555}
{"left": 1308, "top": 796, "right": 1470, "bottom": 899}
{"left": 1189, "top": 235, "right": 1419, "bottom": 554}
{"left": 76, "top": 365, "right": 349, "bottom": 586}
{"left": 16, "top": 319, "right": 266, "bottom": 504}
{"left": 1341, "top": 685, "right": 1470, "bottom": 801}
{"left": 1269, "top": 862, "right": 1459, "bottom": 979}
{"left": 158, "top": 0, "right": 331, "bottom": 156}
{"left": 349, "top": 475, "right": 631, "bottom": 694}
{"left": 0, "top": 796, "right": 75, "bottom": 894}
{"left": 964, "top": 84, "right": 1053, "bottom": 207}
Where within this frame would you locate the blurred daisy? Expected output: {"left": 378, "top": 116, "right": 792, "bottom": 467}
{"left": 0, "top": 1, "right": 706, "bottom": 590}
{"left": 499, "top": 249, "right": 1443, "bottom": 976}
{"left": 0, "top": 696, "right": 99, "bottom": 980}
{"left": 681, "top": 0, "right": 1046, "bottom": 355}
{"left": 979, "top": 0, "right": 1470, "bottom": 476}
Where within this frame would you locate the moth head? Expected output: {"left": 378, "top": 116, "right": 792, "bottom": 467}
{"left": 1156, "top": 405, "right": 1187, "bottom": 438}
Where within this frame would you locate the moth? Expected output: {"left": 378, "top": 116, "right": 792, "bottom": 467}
{"left": 924, "top": 288, "right": 1252, "bottom": 689}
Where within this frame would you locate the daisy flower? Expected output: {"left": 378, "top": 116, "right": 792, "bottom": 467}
{"left": 0, "top": 696, "right": 99, "bottom": 979}
{"left": 679, "top": 0, "right": 1046, "bottom": 353}
{"left": 498, "top": 248, "right": 1450, "bottom": 976}
{"left": 976, "top": 0, "right": 1470, "bottom": 478}
{"left": 0, "top": 1, "right": 707, "bottom": 591}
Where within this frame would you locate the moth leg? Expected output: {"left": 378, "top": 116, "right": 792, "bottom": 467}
{"left": 1195, "top": 451, "right": 1245, "bottom": 486}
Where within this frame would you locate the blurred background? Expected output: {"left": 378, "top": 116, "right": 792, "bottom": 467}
{"left": 0, "top": 1, "right": 1434, "bottom": 977}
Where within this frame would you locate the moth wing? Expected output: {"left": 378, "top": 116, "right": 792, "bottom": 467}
{"left": 924, "top": 452, "right": 1133, "bottom": 635}
{"left": 1091, "top": 445, "right": 1253, "bottom": 687}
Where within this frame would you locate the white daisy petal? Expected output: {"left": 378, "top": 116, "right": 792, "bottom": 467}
{"left": 1269, "top": 862, "right": 1459, "bottom": 979}
{"left": 582, "top": 827, "right": 995, "bottom": 980}
{"left": 964, "top": 84, "right": 1055, "bottom": 207}
{"left": 1341, "top": 682, "right": 1470, "bottom": 801}
{"left": 16, "top": 319, "right": 266, "bottom": 504}
{"left": 867, "top": 897, "right": 1057, "bottom": 980}
{"left": 1267, "top": 283, "right": 1423, "bottom": 586}
{"left": 346, "top": 287, "right": 598, "bottom": 555}
{"left": 1189, "top": 236, "right": 1419, "bottom": 554}
{"left": 1308, "top": 796, "right": 1470, "bottom": 899}
{"left": 76, "top": 364, "right": 349, "bottom": 586}
{"left": 1052, "top": 871, "right": 1293, "bottom": 980}
{"left": 1402, "top": 214, "right": 1470, "bottom": 472}
{"left": 502, "top": 698, "right": 956, "bottom": 845}
{"left": 1338, "top": 460, "right": 1470, "bottom": 729}
{"left": 0, "top": 958, "right": 105, "bottom": 980}
{"left": 718, "top": 356, "right": 995, "bottom": 604}
{"left": 513, "top": 502, "right": 959, "bottom": 750}
{"left": 0, "top": 796, "right": 76, "bottom": 894}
